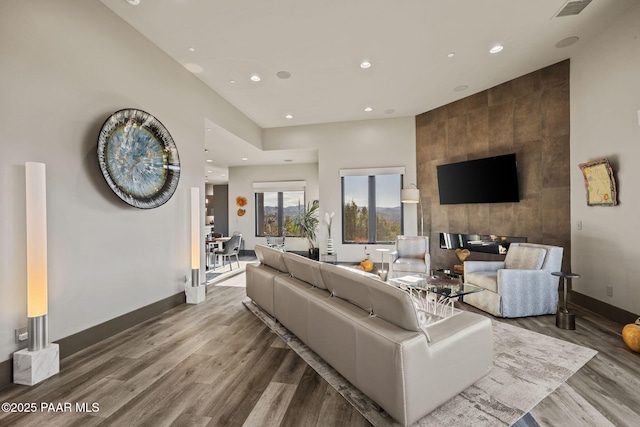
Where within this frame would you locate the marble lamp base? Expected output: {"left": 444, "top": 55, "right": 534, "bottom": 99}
{"left": 13, "top": 343, "right": 60, "bottom": 386}
{"left": 186, "top": 285, "right": 206, "bottom": 304}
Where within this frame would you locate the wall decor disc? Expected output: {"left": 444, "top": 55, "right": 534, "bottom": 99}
{"left": 97, "top": 109, "right": 180, "bottom": 209}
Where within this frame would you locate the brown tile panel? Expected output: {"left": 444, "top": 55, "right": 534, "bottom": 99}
{"left": 543, "top": 134, "right": 571, "bottom": 189}
{"left": 416, "top": 60, "right": 570, "bottom": 268}
{"left": 514, "top": 94, "right": 543, "bottom": 144}
{"left": 488, "top": 101, "right": 514, "bottom": 149}
{"left": 541, "top": 59, "right": 570, "bottom": 91}
{"left": 467, "top": 108, "right": 489, "bottom": 152}
{"left": 542, "top": 84, "right": 570, "bottom": 138}
{"left": 447, "top": 115, "right": 468, "bottom": 158}
{"left": 488, "top": 80, "right": 514, "bottom": 106}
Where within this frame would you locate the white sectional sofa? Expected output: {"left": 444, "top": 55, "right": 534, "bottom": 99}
{"left": 246, "top": 245, "right": 493, "bottom": 426}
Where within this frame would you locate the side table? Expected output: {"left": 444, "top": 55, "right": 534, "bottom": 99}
{"left": 553, "top": 271, "right": 580, "bottom": 330}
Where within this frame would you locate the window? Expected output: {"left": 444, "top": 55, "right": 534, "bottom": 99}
{"left": 254, "top": 181, "right": 306, "bottom": 237}
{"left": 341, "top": 169, "right": 403, "bottom": 244}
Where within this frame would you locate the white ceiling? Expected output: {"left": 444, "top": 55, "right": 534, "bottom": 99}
{"left": 101, "top": 0, "right": 639, "bottom": 183}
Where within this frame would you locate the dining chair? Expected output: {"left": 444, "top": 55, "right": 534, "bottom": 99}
{"left": 215, "top": 233, "right": 242, "bottom": 270}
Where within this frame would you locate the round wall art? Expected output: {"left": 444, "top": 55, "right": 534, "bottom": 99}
{"left": 97, "top": 109, "right": 180, "bottom": 209}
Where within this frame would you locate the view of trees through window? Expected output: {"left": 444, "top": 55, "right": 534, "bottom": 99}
{"left": 255, "top": 191, "right": 304, "bottom": 237}
{"left": 342, "top": 174, "right": 402, "bottom": 243}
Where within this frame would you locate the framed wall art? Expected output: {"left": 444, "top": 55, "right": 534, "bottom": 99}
{"left": 578, "top": 158, "right": 618, "bottom": 206}
{"left": 97, "top": 109, "right": 180, "bottom": 209}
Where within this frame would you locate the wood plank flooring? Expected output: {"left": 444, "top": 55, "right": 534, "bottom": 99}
{"left": 1, "top": 273, "right": 639, "bottom": 426}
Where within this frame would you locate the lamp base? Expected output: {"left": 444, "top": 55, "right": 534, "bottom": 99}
{"left": 13, "top": 343, "right": 60, "bottom": 385}
{"left": 185, "top": 285, "right": 206, "bottom": 304}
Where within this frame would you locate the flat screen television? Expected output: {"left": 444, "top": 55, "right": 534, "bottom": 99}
{"left": 436, "top": 153, "right": 520, "bottom": 204}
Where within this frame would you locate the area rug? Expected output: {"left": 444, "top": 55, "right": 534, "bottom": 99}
{"left": 243, "top": 299, "right": 597, "bottom": 427}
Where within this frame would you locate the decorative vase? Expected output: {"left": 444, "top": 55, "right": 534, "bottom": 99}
{"left": 308, "top": 248, "right": 320, "bottom": 260}
{"left": 327, "top": 238, "right": 334, "bottom": 254}
{"left": 622, "top": 317, "right": 640, "bottom": 353}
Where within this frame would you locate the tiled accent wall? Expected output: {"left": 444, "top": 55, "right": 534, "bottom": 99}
{"left": 416, "top": 60, "right": 570, "bottom": 270}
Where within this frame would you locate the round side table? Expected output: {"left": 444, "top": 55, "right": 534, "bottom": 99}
{"left": 552, "top": 271, "right": 580, "bottom": 330}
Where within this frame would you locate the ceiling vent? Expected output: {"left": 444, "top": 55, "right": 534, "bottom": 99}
{"left": 555, "top": 0, "right": 592, "bottom": 17}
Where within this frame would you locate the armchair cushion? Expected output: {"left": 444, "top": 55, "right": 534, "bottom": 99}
{"left": 465, "top": 271, "right": 498, "bottom": 293}
{"left": 504, "top": 246, "right": 546, "bottom": 270}
{"left": 393, "top": 257, "right": 428, "bottom": 273}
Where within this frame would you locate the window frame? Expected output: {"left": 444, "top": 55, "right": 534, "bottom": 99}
{"left": 254, "top": 188, "right": 306, "bottom": 238}
{"left": 340, "top": 170, "right": 404, "bottom": 245}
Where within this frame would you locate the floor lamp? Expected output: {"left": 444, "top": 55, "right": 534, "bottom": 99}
{"left": 401, "top": 184, "right": 424, "bottom": 237}
{"left": 186, "top": 187, "right": 206, "bottom": 304}
{"left": 14, "top": 162, "right": 60, "bottom": 385}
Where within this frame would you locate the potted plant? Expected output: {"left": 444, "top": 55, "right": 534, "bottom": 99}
{"left": 293, "top": 200, "right": 320, "bottom": 260}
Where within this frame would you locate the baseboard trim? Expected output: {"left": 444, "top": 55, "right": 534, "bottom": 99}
{"left": 570, "top": 291, "right": 639, "bottom": 325}
{"left": 1, "top": 291, "right": 185, "bottom": 390}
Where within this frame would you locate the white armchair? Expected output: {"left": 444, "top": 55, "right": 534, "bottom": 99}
{"left": 389, "top": 235, "right": 430, "bottom": 279}
{"left": 463, "top": 243, "right": 563, "bottom": 318}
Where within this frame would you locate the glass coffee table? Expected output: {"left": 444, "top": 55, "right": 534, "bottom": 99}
{"left": 390, "top": 273, "right": 484, "bottom": 319}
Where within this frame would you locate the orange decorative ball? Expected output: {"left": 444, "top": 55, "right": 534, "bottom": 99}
{"left": 622, "top": 318, "right": 640, "bottom": 353}
{"left": 360, "top": 259, "right": 374, "bottom": 272}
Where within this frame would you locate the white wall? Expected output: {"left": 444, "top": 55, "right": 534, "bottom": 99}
{"left": 0, "top": 0, "right": 261, "bottom": 362}
{"left": 570, "top": 2, "right": 640, "bottom": 315}
{"left": 228, "top": 164, "right": 320, "bottom": 252}
{"left": 264, "top": 117, "right": 417, "bottom": 262}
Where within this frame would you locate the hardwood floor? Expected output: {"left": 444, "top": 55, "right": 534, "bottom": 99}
{"left": 1, "top": 274, "right": 638, "bottom": 426}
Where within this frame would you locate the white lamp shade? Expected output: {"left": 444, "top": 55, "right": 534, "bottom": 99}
{"left": 190, "top": 187, "right": 200, "bottom": 270}
{"left": 401, "top": 188, "right": 420, "bottom": 203}
{"left": 25, "top": 162, "right": 48, "bottom": 318}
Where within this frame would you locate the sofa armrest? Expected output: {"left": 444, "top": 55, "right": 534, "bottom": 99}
{"left": 389, "top": 250, "right": 399, "bottom": 264}
{"left": 464, "top": 260, "right": 504, "bottom": 274}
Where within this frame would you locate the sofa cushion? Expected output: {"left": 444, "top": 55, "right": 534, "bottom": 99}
{"left": 283, "top": 252, "right": 326, "bottom": 289}
{"left": 256, "top": 244, "right": 288, "bottom": 273}
{"left": 465, "top": 271, "right": 498, "bottom": 293}
{"left": 504, "top": 246, "right": 546, "bottom": 270}
{"left": 319, "top": 263, "right": 374, "bottom": 312}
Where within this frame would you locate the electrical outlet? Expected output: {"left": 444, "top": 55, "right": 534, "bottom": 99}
{"left": 577, "top": 220, "right": 582, "bottom": 230}
{"left": 606, "top": 286, "right": 613, "bottom": 297}
{"left": 15, "top": 327, "right": 28, "bottom": 344}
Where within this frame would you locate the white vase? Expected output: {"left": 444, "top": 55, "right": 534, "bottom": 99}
{"left": 327, "top": 238, "right": 334, "bottom": 254}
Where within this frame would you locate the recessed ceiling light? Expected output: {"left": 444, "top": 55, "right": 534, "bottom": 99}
{"left": 221, "top": 174, "right": 226, "bottom": 177}
{"left": 206, "top": 159, "right": 213, "bottom": 163}
{"left": 454, "top": 85, "right": 469, "bottom": 92}
{"left": 276, "top": 71, "right": 292, "bottom": 79}
{"left": 206, "top": 128, "right": 211, "bottom": 132}
{"left": 241, "top": 157, "right": 248, "bottom": 161}
{"left": 285, "top": 114, "right": 293, "bottom": 119}
{"left": 250, "top": 74, "right": 261, "bottom": 82}
{"left": 489, "top": 45, "right": 504, "bottom": 54}
{"left": 360, "top": 60, "right": 372, "bottom": 69}
{"left": 364, "top": 107, "right": 373, "bottom": 112}
{"left": 385, "top": 109, "right": 396, "bottom": 115}
{"left": 205, "top": 180, "right": 209, "bottom": 182}
{"left": 229, "top": 79, "right": 236, "bottom": 84}
{"left": 447, "top": 52, "right": 455, "bottom": 58}
{"left": 556, "top": 36, "right": 579, "bottom": 48}
{"left": 126, "top": 0, "right": 140, "bottom": 5}
{"left": 188, "top": 47, "right": 195, "bottom": 52}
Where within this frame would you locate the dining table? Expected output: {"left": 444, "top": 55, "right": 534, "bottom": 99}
{"left": 205, "top": 236, "right": 231, "bottom": 269}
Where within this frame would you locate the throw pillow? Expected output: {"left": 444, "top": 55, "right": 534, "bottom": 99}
{"left": 504, "top": 246, "right": 546, "bottom": 270}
